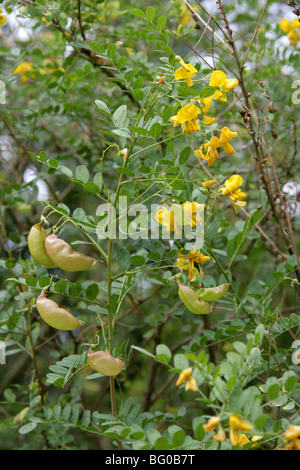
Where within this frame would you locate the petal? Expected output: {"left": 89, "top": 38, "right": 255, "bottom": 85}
{"left": 221, "top": 78, "right": 239, "bottom": 93}
{"left": 219, "top": 127, "right": 238, "bottom": 143}
{"left": 201, "top": 115, "right": 215, "bottom": 126}
{"left": 201, "top": 97, "right": 213, "bottom": 113}
{"left": 176, "top": 367, "right": 193, "bottom": 386}
{"left": 175, "top": 68, "right": 188, "bottom": 80}
{"left": 201, "top": 179, "right": 216, "bottom": 188}
{"left": 279, "top": 18, "right": 291, "bottom": 33}
{"left": 224, "top": 174, "right": 243, "bottom": 192}
{"left": 177, "top": 103, "right": 201, "bottom": 124}
{"left": 185, "top": 76, "right": 193, "bottom": 88}
{"left": 170, "top": 115, "right": 179, "bottom": 127}
{"left": 222, "top": 142, "right": 236, "bottom": 154}
{"left": 203, "top": 416, "right": 221, "bottom": 432}
{"left": 204, "top": 136, "right": 220, "bottom": 149}
{"left": 209, "top": 70, "right": 227, "bottom": 87}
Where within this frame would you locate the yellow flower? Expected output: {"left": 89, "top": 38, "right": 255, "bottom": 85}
{"left": 229, "top": 415, "right": 253, "bottom": 432}
{"left": 185, "top": 376, "right": 198, "bottom": 392}
{"left": 180, "top": 201, "right": 203, "bottom": 228}
{"left": 179, "top": 4, "right": 199, "bottom": 26}
{"left": 213, "top": 427, "right": 226, "bottom": 442}
{"left": 177, "top": 249, "right": 210, "bottom": 280}
{"left": 201, "top": 179, "right": 216, "bottom": 188}
{"left": 279, "top": 18, "right": 291, "bottom": 34}
{"left": 203, "top": 416, "right": 221, "bottom": 433}
{"left": 176, "top": 367, "right": 197, "bottom": 391}
{"left": 0, "top": 8, "right": 6, "bottom": 27}
{"left": 279, "top": 18, "right": 300, "bottom": 46}
{"left": 209, "top": 70, "right": 239, "bottom": 103}
{"left": 283, "top": 425, "right": 300, "bottom": 441}
{"left": 175, "top": 60, "right": 197, "bottom": 88}
{"left": 192, "top": 97, "right": 215, "bottom": 126}
{"left": 229, "top": 414, "right": 253, "bottom": 447}
{"left": 155, "top": 205, "right": 179, "bottom": 235}
{"left": 203, "top": 416, "right": 226, "bottom": 442}
{"left": 220, "top": 174, "right": 247, "bottom": 214}
{"left": 176, "top": 367, "right": 193, "bottom": 386}
{"left": 125, "top": 47, "right": 135, "bottom": 55}
{"left": 219, "top": 127, "right": 238, "bottom": 154}
{"left": 13, "top": 61, "right": 34, "bottom": 83}
{"left": 194, "top": 136, "right": 220, "bottom": 167}
{"left": 171, "top": 103, "right": 201, "bottom": 134}
{"left": 201, "top": 114, "right": 216, "bottom": 126}
{"left": 279, "top": 425, "right": 300, "bottom": 450}
{"left": 155, "top": 201, "right": 203, "bottom": 236}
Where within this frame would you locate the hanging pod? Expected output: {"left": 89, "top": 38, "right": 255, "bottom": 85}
{"left": 27, "top": 223, "right": 56, "bottom": 268}
{"left": 177, "top": 280, "right": 211, "bottom": 314}
{"left": 36, "top": 291, "right": 84, "bottom": 330}
{"left": 196, "top": 284, "right": 229, "bottom": 301}
{"left": 45, "top": 233, "right": 98, "bottom": 272}
{"left": 87, "top": 348, "right": 125, "bottom": 376}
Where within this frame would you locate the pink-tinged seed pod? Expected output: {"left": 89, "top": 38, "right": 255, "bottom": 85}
{"left": 36, "top": 291, "right": 84, "bottom": 330}
{"left": 45, "top": 234, "right": 97, "bottom": 272}
{"left": 28, "top": 223, "right": 56, "bottom": 268}
{"left": 87, "top": 348, "right": 125, "bottom": 376}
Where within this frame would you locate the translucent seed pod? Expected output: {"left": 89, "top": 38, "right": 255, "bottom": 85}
{"left": 45, "top": 234, "right": 98, "bottom": 272}
{"left": 87, "top": 348, "right": 125, "bottom": 376}
{"left": 36, "top": 291, "right": 84, "bottom": 330}
{"left": 28, "top": 223, "right": 56, "bottom": 268}
{"left": 197, "top": 283, "right": 229, "bottom": 301}
{"left": 177, "top": 280, "right": 211, "bottom": 314}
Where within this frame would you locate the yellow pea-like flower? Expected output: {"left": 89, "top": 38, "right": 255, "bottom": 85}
{"left": 174, "top": 60, "right": 197, "bottom": 88}
{"left": 171, "top": 103, "right": 201, "bottom": 134}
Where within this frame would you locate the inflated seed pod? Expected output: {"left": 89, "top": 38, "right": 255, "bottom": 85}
{"left": 87, "top": 348, "right": 124, "bottom": 376}
{"left": 177, "top": 280, "right": 211, "bottom": 315}
{"left": 28, "top": 223, "right": 56, "bottom": 268}
{"left": 36, "top": 291, "right": 84, "bottom": 330}
{"left": 197, "top": 283, "right": 229, "bottom": 301}
{"left": 45, "top": 234, "right": 97, "bottom": 272}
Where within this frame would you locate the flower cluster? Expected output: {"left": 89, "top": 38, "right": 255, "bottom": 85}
{"left": 176, "top": 249, "right": 210, "bottom": 281}
{"left": 203, "top": 414, "right": 262, "bottom": 448}
{"left": 154, "top": 201, "right": 203, "bottom": 237}
{"left": 279, "top": 425, "right": 300, "bottom": 450}
{"left": 0, "top": 7, "right": 6, "bottom": 27}
{"left": 175, "top": 367, "right": 198, "bottom": 392}
{"left": 279, "top": 18, "right": 300, "bottom": 46}
{"left": 171, "top": 59, "right": 247, "bottom": 215}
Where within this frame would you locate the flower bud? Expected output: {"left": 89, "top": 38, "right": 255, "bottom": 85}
{"left": 28, "top": 223, "right": 56, "bottom": 268}
{"left": 45, "top": 234, "right": 98, "bottom": 272}
{"left": 36, "top": 291, "right": 84, "bottom": 330}
{"left": 87, "top": 348, "right": 125, "bottom": 376}
{"left": 177, "top": 280, "right": 211, "bottom": 314}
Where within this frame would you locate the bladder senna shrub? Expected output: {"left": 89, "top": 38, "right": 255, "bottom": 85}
{"left": 45, "top": 234, "right": 98, "bottom": 272}
{"left": 87, "top": 348, "right": 125, "bottom": 376}
{"left": 36, "top": 291, "right": 84, "bottom": 330}
{"left": 27, "top": 223, "right": 56, "bottom": 268}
